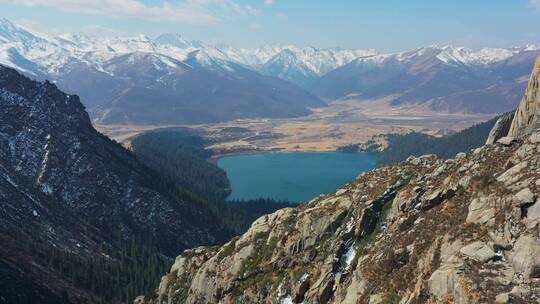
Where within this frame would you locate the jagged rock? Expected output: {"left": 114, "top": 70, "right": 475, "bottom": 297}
{"left": 509, "top": 236, "right": 540, "bottom": 279}
{"left": 486, "top": 112, "right": 515, "bottom": 145}
{"left": 427, "top": 263, "right": 467, "bottom": 303}
{"left": 489, "top": 231, "right": 513, "bottom": 251}
{"left": 318, "top": 277, "right": 336, "bottom": 303}
{"left": 467, "top": 197, "right": 495, "bottom": 225}
{"left": 497, "top": 136, "right": 517, "bottom": 146}
{"left": 420, "top": 188, "right": 455, "bottom": 210}
{"left": 514, "top": 188, "right": 536, "bottom": 206}
{"left": 421, "top": 190, "right": 443, "bottom": 210}
{"left": 508, "top": 56, "right": 540, "bottom": 138}
{"left": 293, "top": 274, "right": 310, "bottom": 303}
{"left": 459, "top": 241, "right": 496, "bottom": 262}
{"left": 388, "top": 188, "right": 421, "bottom": 220}
{"left": 514, "top": 142, "right": 536, "bottom": 160}
{"left": 497, "top": 161, "right": 528, "bottom": 185}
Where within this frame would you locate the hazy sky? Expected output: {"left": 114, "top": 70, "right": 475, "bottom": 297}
{"left": 2, "top": 0, "right": 540, "bottom": 52}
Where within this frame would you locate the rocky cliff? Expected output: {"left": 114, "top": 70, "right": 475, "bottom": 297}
{"left": 146, "top": 60, "right": 540, "bottom": 303}
{"left": 508, "top": 56, "right": 540, "bottom": 138}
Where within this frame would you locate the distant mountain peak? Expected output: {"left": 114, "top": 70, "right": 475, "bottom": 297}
{"left": 154, "top": 33, "right": 190, "bottom": 48}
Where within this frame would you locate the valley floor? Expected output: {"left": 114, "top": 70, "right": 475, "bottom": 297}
{"left": 96, "top": 98, "right": 496, "bottom": 154}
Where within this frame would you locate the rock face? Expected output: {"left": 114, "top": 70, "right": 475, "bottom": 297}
{"left": 486, "top": 112, "right": 515, "bottom": 144}
{"left": 508, "top": 56, "right": 540, "bottom": 137}
{"left": 144, "top": 59, "right": 540, "bottom": 304}
{"left": 0, "top": 65, "right": 229, "bottom": 302}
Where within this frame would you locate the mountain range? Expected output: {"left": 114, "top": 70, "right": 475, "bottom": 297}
{"left": 311, "top": 46, "right": 540, "bottom": 114}
{"left": 1, "top": 17, "right": 540, "bottom": 124}
{"left": 0, "top": 18, "right": 325, "bottom": 125}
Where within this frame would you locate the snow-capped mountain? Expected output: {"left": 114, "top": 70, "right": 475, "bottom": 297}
{"left": 1, "top": 16, "right": 539, "bottom": 119}
{"left": 311, "top": 45, "right": 540, "bottom": 113}
{"left": 0, "top": 18, "right": 327, "bottom": 125}
{"left": 0, "top": 16, "right": 535, "bottom": 84}
{"left": 0, "top": 18, "right": 378, "bottom": 83}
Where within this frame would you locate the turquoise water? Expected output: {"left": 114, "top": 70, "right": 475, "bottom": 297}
{"left": 218, "top": 152, "right": 378, "bottom": 203}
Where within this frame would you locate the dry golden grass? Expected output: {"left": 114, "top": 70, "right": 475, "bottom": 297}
{"left": 96, "top": 98, "right": 495, "bottom": 153}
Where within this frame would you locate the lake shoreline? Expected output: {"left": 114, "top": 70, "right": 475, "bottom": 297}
{"left": 217, "top": 151, "right": 379, "bottom": 202}
{"left": 208, "top": 146, "right": 382, "bottom": 165}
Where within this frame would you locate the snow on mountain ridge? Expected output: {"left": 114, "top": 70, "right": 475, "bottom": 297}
{"left": 0, "top": 17, "right": 538, "bottom": 83}
{"left": 347, "top": 45, "right": 540, "bottom": 68}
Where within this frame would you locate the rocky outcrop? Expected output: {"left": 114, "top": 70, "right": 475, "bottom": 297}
{"left": 486, "top": 112, "right": 515, "bottom": 144}
{"left": 508, "top": 56, "right": 540, "bottom": 137}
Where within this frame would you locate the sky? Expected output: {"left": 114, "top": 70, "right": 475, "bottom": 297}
{"left": 2, "top": 0, "right": 540, "bottom": 52}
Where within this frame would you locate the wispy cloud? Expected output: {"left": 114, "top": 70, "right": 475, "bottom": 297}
{"left": 249, "top": 23, "right": 262, "bottom": 31}
{"left": 15, "top": 18, "right": 64, "bottom": 35}
{"left": 79, "top": 24, "right": 135, "bottom": 38}
{"left": 530, "top": 0, "right": 540, "bottom": 11}
{"left": 276, "top": 12, "right": 288, "bottom": 21}
{"left": 264, "top": 0, "right": 274, "bottom": 5}
{"left": 3, "top": 0, "right": 259, "bottom": 26}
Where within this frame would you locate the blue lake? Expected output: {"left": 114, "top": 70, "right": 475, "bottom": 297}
{"left": 218, "top": 152, "right": 378, "bottom": 203}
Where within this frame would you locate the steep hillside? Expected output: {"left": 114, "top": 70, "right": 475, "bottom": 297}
{"left": 376, "top": 115, "right": 500, "bottom": 165}
{"left": 145, "top": 59, "right": 540, "bottom": 304}
{"left": 0, "top": 65, "right": 231, "bottom": 303}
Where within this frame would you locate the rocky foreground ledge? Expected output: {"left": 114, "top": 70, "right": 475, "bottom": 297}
{"left": 139, "top": 60, "right": 540, "bottom": 304}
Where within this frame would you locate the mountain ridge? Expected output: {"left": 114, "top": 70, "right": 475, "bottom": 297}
{"left": 0, "top": 17, "right": 536, "bottom": 88}
{"left": 0, "top": 64, "right": 235, "bottom": 303}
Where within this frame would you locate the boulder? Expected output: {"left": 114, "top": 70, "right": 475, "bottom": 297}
{"left": 459, "top": 241, "right": 496, "bottom": 262}
{"left": 525, "top": 201, "right": 540, "bottom": 228}
{"left": 497, "top": 161, "right": 528, "bottom": 185}
{"left": 420, "top": 188, "right": 455, "bottom": 210}
{"left": 509, "top": 285, "right": 531, "bottom": 298}
{"left": 514, "top": 188, "right": 536, "bottom": 206}
{"left": 509, "top": 236, "right": 540, "bottom": 278}
{"left": 494, "top": 293, "right": 509, "bottom": 303}
{"left": 466, "top": 197, "right": 495, "bottom": 225}
{"left": 497, "top": 136, "right": 516, "bottom": 146}
{"left": 486, "top": 112, "right": 515, "bottom": 145}
{"left": 388, "top": 189, "right": 420, "bottom": 220}
{"left": 427, "top": 264, "right": 467, "bottom": 303}
{"left": 420, "top": 190, "right": 442, "bottom": 210}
